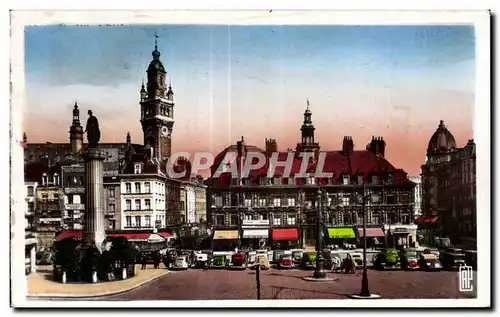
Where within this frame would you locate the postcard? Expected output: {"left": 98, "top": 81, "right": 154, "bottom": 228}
{"left": 10, "top": 10, "right": 491, "bottom": 308}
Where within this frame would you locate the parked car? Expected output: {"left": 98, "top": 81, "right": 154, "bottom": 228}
{"left": 373, "top": 249, "right": 401, "bottom": 270}
{"left": 440, "top": 250, "right": 466, "bottom": 270}
{"left": 351, "top": 252, "right": 364, "bottom": 269}
{"left": 230, "top": 253, "right": 247, "bottom": 269}
{"left": 249, "top": 250, "right": 270, "bottom": 270}
{"left": 418, "top": 253, "right": 442, "bottom": 271}
{"left": 300, "top": 252, "right": 317, "bottom": 270}
{"left": 36, "top": 251, "right": 54, "bottom": 265}
{"left": 464, "top": 250, "right": 477, "bottom": 270}
{"left": 194, "top": 252, "right": 209, "bottom": 269}
{"left": 272, "top": 250, "right": 285, "bottom": 264}
{"left": 291, "top": 250, "right": 304, "bottom": 267}
{"left": 211, "top": 254, "right": 228, "bottom": 269}
{"left": 400, "top": 249, "right": 420, "bottom": 270}
{"left": 424, "top": 248, "right": 440, "bottom": 258}
{"left": 277, "top": 254, "right": 295, "bottom": 269}
{"left": 172, "top": 255, "right": 189, "bottom": 270}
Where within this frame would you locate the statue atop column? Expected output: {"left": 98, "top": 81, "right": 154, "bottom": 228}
{"left": 85, "top": 110, "right": 101, "bottom": 148}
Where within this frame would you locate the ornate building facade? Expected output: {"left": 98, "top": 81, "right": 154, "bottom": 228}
{"left": 206, "top": 105, "right": 416, "bottom": 250}
{"left": 420, "top": 120, "right": 476, "bottom": 247}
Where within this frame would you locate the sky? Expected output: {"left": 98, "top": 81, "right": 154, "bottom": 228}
{"left": 24, "top": 25, "right": 476, "bottom": 176}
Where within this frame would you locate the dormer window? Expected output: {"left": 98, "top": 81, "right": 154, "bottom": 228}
{"left": 42, "top": 173, "right": 48, "bottom": 186}
{"left": 307, "top": 176, "right": 315, "bottom": 185}
{"left": 371, "top": 174, "right": 379, "bottom": 184}
{"left": 231, "top": 177, "right": 238, "bottom": 186}
{"left": 387, "top": 173, "right": 393, "bottom": 184}
{"left": 343, "top": 174, "right": 350, "bottom": 185}
{"left": 259, "top": 177, "right": 266, "bottom": 186}
{"left": 288, "top": 177, "right": 294, "bottom": 185}
{"left": 134, "top": 163, "right": 142, "bottom": 174}
{"left": 53, "top": 173, "right": 59, "bottom": 186}
{"left": 357, "top": 175, "right": 364, "bottom": 185}
{"left": 273, "top": 177, "right": 281, "bottom": 185}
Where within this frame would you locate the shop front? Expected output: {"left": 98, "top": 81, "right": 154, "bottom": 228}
{"left": 241, "top": 219, "right": 270, "bottom": 250}
{"left": 356, "top": 227, "right": 385, "bottom": 248}
{"left": 212, "top": 230, "right": 240, "bottom": 251}
{"left": 384, "top": 224, "right": 418, "bottom": 249}
{"left": 271, "top": 228, "right": 299, "bottom": 250}
{"left": 326, "top": 227, "right": 357, "bottom": 248}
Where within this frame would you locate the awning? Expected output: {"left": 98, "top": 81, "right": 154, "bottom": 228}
{"left": 158, "top": 232, "right": 173, "bottom": 239}
{"left": 357, "top": 228, "right": 384, "bottom": 237}
{"left": 107, "top": 233, "right": 151, "bottom": 242}
{"left": 213, "top": 230, "right": 239, "bottom": 240}
{"left": 414, "top": 216, "right": 439, "bottom": 224}
{"left": 327, "top": 228, "right": 356, "bottom": 239}
{"left": 55, "top": 231, "right": 83, "bottom": 241}
{"left": 272, "top": 228, "right": 299, "bottom": 241}
{"left": 243, "top": 229, "right": 269, "bottom": 239}
{"left": 147, "top": 233, "right": 166, "bottom": 243}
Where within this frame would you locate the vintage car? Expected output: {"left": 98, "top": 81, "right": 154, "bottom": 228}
{"left": 249, "top": 250, "right": 270, "bottom": 270}
{"left": 300, "top": 252, "right": 317, "bottom": 270}
{"left": 210, "top": 254, "right": 228, "bottom": 269}
{"left": 230, "top": 253, "right": 247, "bottom": 269}
{"left": 423, "top": 248, "right": 440, "bottom": 258}
{"left": 172, "top": 255, "right": 189, "bottom": 270}
{"left": 440, "top": 250, "right": 467, "bottom": 270}
{"left": 350, "top": 252, "right": 364, "bottom": 269}
{"left": 373, "top": 249, "right": 401, "bottom": 270}
{"left": 464, "top": 250, "right": 477, "bottom": 270}
{"left": 194, "top": 252, "right": 209, "bottom": 269}
{"left": 291, "top": 250, "right": 304, "bottom": 267}
{"left": 418, "top": 253, "right": 442, "bottom": 271}
{"left": 400, "top": 249, "right": 420, "bottom": 270}
{"left": 277, "top": 254, "right": 295, "bottom": 269}
{"left": 272, "top": 250, "right": 285, "bottom": 264}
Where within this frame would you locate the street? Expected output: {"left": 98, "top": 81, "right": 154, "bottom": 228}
{"left": 99, "top": 268, "right": 477, "bottom": 300}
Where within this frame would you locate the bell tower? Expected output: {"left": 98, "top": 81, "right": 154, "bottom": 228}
{"left": 69, "top": 101, "right": 84, "bottom": 153}
{"left": 296, "top": 99, "right": 320, "bottom": 155}
{"left": 140, "top": 34, "right": 175, "bottom": 162}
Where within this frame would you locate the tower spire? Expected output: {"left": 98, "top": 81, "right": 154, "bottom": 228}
{"left": 306, "top": 98, "right": 310, "bottom": 110}
{"left": 155, "top": 33, "right": 158, "bottom": 50}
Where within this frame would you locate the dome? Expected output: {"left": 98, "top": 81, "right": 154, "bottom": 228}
{"left": 427, "top": 120, "right": 457, "bottom": 155}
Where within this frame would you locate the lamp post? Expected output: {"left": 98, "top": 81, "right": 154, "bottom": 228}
{"left": 303, "top": 188, "right": 333, "bottom": 282}
{"left": 350, "top": 183, "right": 381, "bottom": 299}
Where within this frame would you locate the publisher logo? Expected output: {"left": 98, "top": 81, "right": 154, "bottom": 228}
{"left": 459, "top": 265, "right": 474, "bottom": 292}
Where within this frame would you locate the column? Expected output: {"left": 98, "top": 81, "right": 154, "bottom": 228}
{"left": 83, "top": 148, "right": 106, "bottom": 252}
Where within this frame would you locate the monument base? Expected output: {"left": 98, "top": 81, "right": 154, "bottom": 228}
{"left": 302, "top": 276, "right": 337, "bottom": 282}
{"left": 349, "top": 293, "right": 381, "bottom": 299}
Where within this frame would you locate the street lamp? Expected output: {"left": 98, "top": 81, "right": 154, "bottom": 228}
{"left": 350, "top": 183, "right": 381, "bottom": 299}
{"left": 303, "top": 188, "right": 334, "bottom": 282}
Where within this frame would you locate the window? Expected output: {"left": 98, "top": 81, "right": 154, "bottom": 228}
{"left": 53, "top": 193, "right": 59, "bottom": 200}
{"left": 259, "top": 178, "right": 266, "bottom": 186}
{"left": 273, "top": 198, "right": 281, "bottom": 207}
{"left": 125, "top": 183, "right": 131, "bottom": 193}
{"left": 371, "top": 175, "right": 379, "bottom": 184}
{"left": 288, "top": 177, "right": 294, "bottom": 185}
{"left": 343, "top": 174, "right": 350, "bottom": 185}
{"left": 126, "top": 216, "right": 132, "bottom": 227}
{"left": 343, "top": 213, "right": 351, "bottom": 225}
{"left": 342, "top": 197, "right": 350, "bottom": 206}
{"left": 135, "top": 182, "right": 141, "bottom": 193}
{"left": 215, "top": 215, "right": 225, "bottom": 226}
{"left": 108, "top": 203, "right": 115, "bottom": 213}
{"left": 386, "top": 195, "right": 396, "bottom": 204}
{"left": 125, "top": 199, "right": 131, "bottom": 210}
{"left": 145, "top": 182, "right": 151, "bottom": 193}
{"left": 230, "top": 214, "right": 239, "bottom": 226}
{"left": 357, "top": 175, "right": 364, "bottom": 185}
{"left": 215, "top": 195, "right": 223, "bottom": 207}
{"left": 27, "top": 186, "right": 34, "bottom": 197}
{"left": 145, "top": 199, "right": 151, "bottom": 210}
{"left": 145, "top": 216, "right": 151, "bottom": 227}
{"left": 371, "top": 212, "right": 380, "bottom": 224}
{"left": 400, "top": 194, "right": 410, "bottom": 204}
{"left": 401, "top": 215, "right": 410, "bottom": 225}
{"left": 27, "top": 202, "right": 34, "bottom": 213}
{"left": 42, "top": 174, "right": 48, "bottom": 185}
{"left": 108, "top": 189, "right": 115, "bottom": 198}
{"left": 259, "top": 198, "right": 266, "bottom": 207}
{"left": 287, "top": 214, "right": 296, "bottom": 225}
{"left": 135, "top": 216, "right": 141, "bottom": 227}
{"left": 180, "top": 201, "right": 185, "bottom": 211}
{"left": 273, "top": 177, "right": 281, "bottom": 185}
{"left": 288, "top": 198, "right": 295, "bottom": 207}
{"left": 134, "top": 199, "right": 141, "bottom": 210}
{"left": 134, "top": 163, "right": 142, "bottom": 174}
{"left": 244, "top": 198, "right": 252, "bottom": 207}
{"left": 273, "top": 214, "right": 282, "bottom": 226}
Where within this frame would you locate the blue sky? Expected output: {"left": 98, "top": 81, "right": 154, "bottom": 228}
{"left": 24, "top": 25, "right": 475, "bottom": 175}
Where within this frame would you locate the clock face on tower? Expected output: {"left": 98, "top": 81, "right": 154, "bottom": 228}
{"left": 161, "top": 126, "right": 169, "bottom": 137}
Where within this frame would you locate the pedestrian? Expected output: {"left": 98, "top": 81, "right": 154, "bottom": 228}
{"left": 153, "top": 252, "right": 160, "bottom": 269}
{"left": 141, "top": 253, "right": 147, "bottom": 270}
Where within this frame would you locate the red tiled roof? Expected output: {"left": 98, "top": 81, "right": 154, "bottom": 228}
{"left": 55, "top": 230, "right": 83, "bottom": 240}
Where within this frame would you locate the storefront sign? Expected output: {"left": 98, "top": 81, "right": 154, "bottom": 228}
{"left": 242, "top": 219, "right": 269, "bottom": 226}
{"left": 65, "top": 204, "right": 85, "bottom": 210}
{"left": 64, "top": 187, "right": 85, "bottom": 194}
{"left": 394, "top": 227, "right": 408, "bottom": 233}
{"left": 242, "top": 229, "right": 269, "bottom": 239}
{"left": 104, "top": 170, "right": 119, "bottom": 177}
{"left": 62, "top": 166, "right": 84, "bottom": 173}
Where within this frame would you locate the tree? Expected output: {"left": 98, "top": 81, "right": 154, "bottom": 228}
{"left": 109, "top": 237, "right": 138, "bottom": 268}
{"left": 53, "top": 238, "right": 81, "bottom": 282}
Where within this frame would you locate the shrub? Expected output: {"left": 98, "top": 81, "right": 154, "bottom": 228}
{"left": 80, "top": 245, "right": 101, "bottom": 282}
{"left": 53, "top": 238, "right": 81, "bottom": 282}
{"left": 109, "top": 237, "right": 138, "bottom": 269}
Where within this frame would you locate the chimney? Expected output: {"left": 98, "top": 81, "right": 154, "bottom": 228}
{"left": 367, "top": 136, "right": 386, "bottom": 157}
{"left": 237, "top": 136, "right": 246, "bottom": 157}
{"left": 265, "top": 138, "right": 278, "bottom": 157}
{"left": 342, "top": 136, "right": 354, "bottom": 156}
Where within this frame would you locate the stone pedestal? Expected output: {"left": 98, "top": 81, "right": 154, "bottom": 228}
{"left": 82, "top": 148, "right": 106, "bottom": 252}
